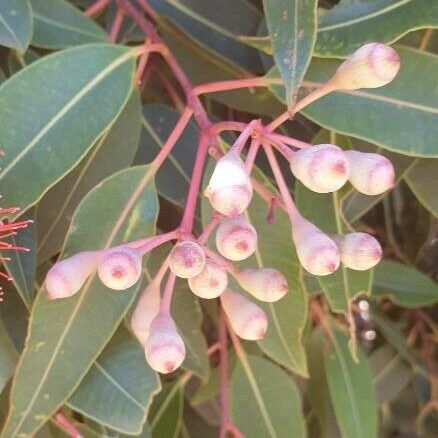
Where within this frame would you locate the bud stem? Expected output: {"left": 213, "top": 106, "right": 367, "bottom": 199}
{"left": 245, "top": 139, "right": 261, "bottom": 172}
{"left": 160, "top": 272, "right": 176, "bottom": 314}
{"left": 231, "top": 119, "right": 260, "bottom": 155}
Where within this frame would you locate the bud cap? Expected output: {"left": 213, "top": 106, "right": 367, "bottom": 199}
{"left": 236, "top": 268, "right": 288, "bottom": 302}
{"left": 205, "top": 150, "right": 253, "bottom": 216}
{"left": 98, "top": 247, "right": 142, "bottom": 290}
{"left": 221, "top": 289, "right": 268, "bottom": 340}
{"left": 290, "top": 144, "right": 349, "bottom": 193}
{"left": 168, "top": 241, "right": 206, "bottom": 278}
{"left": 337, "top": 232, "right": 382, "bottom": 271}
{"left": 345, "top": 150, "right": 395, "bottom": 196}
{"left": 188, "top": 259, "right": 228, "bottom": 299}
{"left": 215, "top": 216, "right": 258, "bottom": 261}
{"left": 145, "top": 313, "right": 186, "bottom": 374}
{"left": 46, "top": 251, "right": 100, "bottom": 300}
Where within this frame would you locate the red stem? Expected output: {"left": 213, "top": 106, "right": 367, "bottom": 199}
{"left": 193, "top": 77, "right": 281, "bottom": 96}
{"left": 160, "top": 272, "right": 176, "bottom": 314}
{"left": 53, "top": 412, "right": 82, "bottom": 438}
{"left": 109, "top": 7, "right": 125, "bottom": 43}
{"left": 85, "top": 0, "right": 111, "bottom": 16}
{"left": 219, "top": 309, "right": 231, "bottom": 438}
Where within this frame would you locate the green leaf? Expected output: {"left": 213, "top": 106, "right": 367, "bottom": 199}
{"left": 1, "top": 165, "right": 158, "bottom": 437}
{"left": 324, "top": 326, "right": 378, "bottom": 438}
{"left": 149, "top": 0, "right": 263, "bottom": 72}
{"left": 263, "top": 0, "right": 317, "bottom": 108}
{"left": 0, "top": 0, "right": 32, "bottom": 52}
{"left": 30, "top": 0, "right": 106, "bottom": 49}
{"left": 36, "top": 90, "right": 142, "bottom": 261}
{"left": 230, "top": 354, "right": 306, "bottom": 438}
{"left": 146, "top": 247, "right": 209, "bottom": 381}
{"left": 373, "top": 260, "right": 438, "bottom": 308}
{"left": 0, "top": 321, "right": 17, "bottom": 394}
{"left": 370, "top": 345, "right": 411, "bottom": 404}
{"left": 316, "top": 0, "right": 438, "bottom": 57}
{"left": 295, "top": 181, "right": 373, "bottom": 315}
{"left": 0, "top": 44, "right": 136, "bottom": 215}
{"left": 405, "top": 158, "right": 438, "bottom": 217}
{"left": 2, "top": 210, "right": 36, "bottom": 308}
{"left": 68, "top": 327, "right": 160, "bottom": 435}
{"left": 149, "top": 380, "right": 184, "bottom": 438}
{"left": 269, "top": 46, "right": 438, "bottom": 157}
{"left": 136, "top": 104, "right": 198, "bottom": 208}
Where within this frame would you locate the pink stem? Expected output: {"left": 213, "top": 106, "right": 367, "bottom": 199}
{"left": 53, "top": 412, "right": 82, "bottom": 438}
{"left": 198, "top": 214, "right": 221, "bottom": 245}
{"left": 231, "top": 119, "right": 259, "bottom": 155}
{"left": 109, "top": 7, "right": 125, "bottom": 43}
{"left": 245, "top": 138, "right": 261, "bottom": 172}
{"left": 160, "top": 272, "right": 176, "bottom": 314}
{"left": 129, "top": 230, "right": 178, "bottom": 256}
{"left": 193, "top": 77, "right": 281, "bottom": 96}
{"left": 219, "top": 309, "right": 231, "bottom": 438}
{"left": 85, "top": 0, "right": 110, "bottom": 16}
{"left": 269, "top": 138, "right": 294, "bottom": 160}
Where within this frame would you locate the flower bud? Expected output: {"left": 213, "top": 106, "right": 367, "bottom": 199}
{"left": 131, "top": 281, "right": 161, "bottom": 345}
{"left": 168, "top": 241, "right": 206, "bottom": 278}
{"left": 331, "top": 43, "right": 400, "bottom": 90}
{"left": 345, "top": 150, "right": 395, "bottom": 195}
{"left": 205, "top": 150, "right": 253, "bottom": 216}
{"left": 290, "top": 144, "right": 349, "bottom": 193}
{"left": 337, "top": 232, "right": 382, "bottom": 271}
{"left": 291, "top": 216, "right": 340, "bottom": 276}
{"left": 215, "top": 216, "right": 257, "bottom": 261}
{"left": 188, "top": 259, "right": 228, "bottom": 299}
{"left": 235, "top": 268, "right": 288, "bottom": 302}
{"left": 220, "top": 289, "right": 268, "bottom": 340}
{"left": 45, "top": 251, "right": 101, "bottom": 300}
{"left": 97, "top": 247, "right": 142, "bottom": 290}
{"left": 145, "top": 313, "right": 186, "bottom": 374}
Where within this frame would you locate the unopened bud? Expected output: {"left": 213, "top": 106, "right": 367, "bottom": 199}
{"left": 215, "top": 216, "right": 257, "bottom": 261}
{"left": 205, "top": 150, "right": 253, "bottom": 216}
{"left": 235, "top": 268, "right": 288, "bottom": 302}
{"left": 331, "top": 43, "right": 400, "bottom": 90}
{"left": 290, "top": 144, "right": 349, "bottom": 193}
{"left": 131, "top": 281, "right": 161, "bottom": 345}
{"left": 221, "top": 289, "right": 268, "bottom": 340}
{"left": 291, "top": 216, "right": 340, "bottom": 276}
{"left": 45, "top": 251, "right": 101, "bottom": 300}
{"left": 145, "top": 313, "right": 186, "bottom": 374}
{"left": 168, "top": 241, "right": 206, "bottom": 278}
{"left": 337, "top": 232, "right": 382, "bottom": 271}
{"left": 345, "top": 150, "right": 395, "bottom": 195}
{"left": 188, "top": 259, "right": 228, "bottom": 298}
{"left": 97, "top": 247, "right": 142, "bottom": 290}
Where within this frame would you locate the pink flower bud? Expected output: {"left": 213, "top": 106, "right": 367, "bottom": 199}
{"left": 97, "top": 247, "right": 142, "bottom": 290}
{"left": 215, "top": 216, "right": 257, "bottom": 261}
{"left": 291, "top": 216, "right": 340, "bottom": 276}
{"left": 188, "top": 259, "right": 228, "bottom": 299}
{"left": 337, "top": 232, "right": 382, "bottom": 271}
{"left": 45, "top": 251, "right": 101, "bottom": 300}
{"left": 145, "top": 313, "right": 186, "bottom": 374}
{"left": 131, "top": 281, "right": 161, "bottom": 345}
{"left": 332, "top": 43, "right": 400, "bottom": 90}
{"left": 290, "top": 144, "right": 349, "bottom": 193}
{"left": 205, "top": 150, "right": 253, "bottom": 216}
{"left": 168, "top": 241, "right": 206, "bottom": 278}
{"left": 220, "top": 289, "right": 268, "bottom": 340}
{"left": 345, "top": 150, "right": 395, "bottom": 195}
{"left": 235, "top": 268, "right": 288, "bottom": 302}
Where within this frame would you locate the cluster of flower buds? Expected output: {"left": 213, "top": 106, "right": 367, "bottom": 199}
{"left": 43, "top": 42, "right": 399, "bottom": 375}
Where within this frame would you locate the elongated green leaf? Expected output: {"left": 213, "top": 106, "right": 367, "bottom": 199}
{"left": 230, "top": 354, "right": 306, "bottom": 438}
{"left": 370, "top": 345, "right": 411, "bottom": 404}
{"left": 263, "top": 0, "right": 317, "bottom": 108}
{"left": 68, "top": 327, "right": 160, "bottom": 435}
{"left": 0, "top": 322, "right": 17, "bottom": 394}
{"left": 405, "top": 158, "right": 438, "bottom": 217}
{"left": 1, "top": 165, "right": 158, "bottom": 437}
{"left": 136, "top": 104, "right": 197, "bottom": 208}
{"left": 316, "top": 0, "right": 438, "bottom": 57}
{"left": 0, "top": 44, "right": 136, "bottom": 215}
{"left": 373, "top": 260, "right": 438, "bottom": 307}
{"left": 149, "top": 0, "right": 262, "bottom": 72}
{"left": 324, "top": 326, "right": 378, "bottom": 438}
{"left": 2, "top": 210, "right": 36, "bottom": 308}
{"left": 295, "top": 181, "right": 373, "bottom": 315}
{"left": 36, "top": 90, "right": 142, "bottom": 261}
{"left": 0, "top": 0, "right": 32, "bottom": 51}
{"left": 269, "top": 46, "right": 438, "bottom": 157}
{"left": 30, "top": 0, "right": 106, "bottom": 48}
{"left": 149, "top": 381, "right": 184, "bottom": 438}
